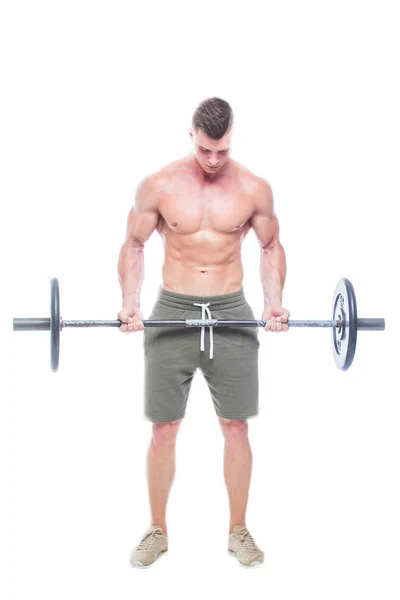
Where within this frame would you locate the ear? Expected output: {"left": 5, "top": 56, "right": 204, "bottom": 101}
{"left": 188, "top": 128, "right": 194, "bottom": 139}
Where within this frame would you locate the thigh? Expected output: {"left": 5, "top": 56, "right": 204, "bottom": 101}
{"left": 201, "top": 302, "right": 260, "bottom": 420}
{"left": 143, "top": 303, "right": 199, "bottom": 423}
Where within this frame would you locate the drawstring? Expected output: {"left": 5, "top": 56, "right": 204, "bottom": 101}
{"left": 193, "top": 302, "right": 214, "bottom": 359}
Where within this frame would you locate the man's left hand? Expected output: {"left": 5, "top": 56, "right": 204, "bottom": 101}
{"left": 262, "top": 306, "right": 290, "bottom": 332}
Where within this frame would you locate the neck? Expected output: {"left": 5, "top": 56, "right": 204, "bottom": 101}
{"left": 191, "top": 155, "right": 231, "bottom": 183}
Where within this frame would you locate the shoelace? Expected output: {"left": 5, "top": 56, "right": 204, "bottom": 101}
{"left": 137, "top": 529, "right": 163, "bottom": 550}
{"left": 238, "top": 530, "right": 259, "bottom": 551}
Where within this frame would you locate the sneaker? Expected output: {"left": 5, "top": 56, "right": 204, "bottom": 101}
{"left": 228, "top": 525, "right": 264, "bottom": 567}
{"left": 130, "top": 525, "right": 168, "bottom": 568}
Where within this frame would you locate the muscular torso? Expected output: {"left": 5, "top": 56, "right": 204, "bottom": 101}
{"left": 154, "top": 156, "right": 264, "bottom": 295}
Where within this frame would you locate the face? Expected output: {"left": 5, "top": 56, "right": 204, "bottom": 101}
{"left": 189, "top": 127, "right": 233, "bottom": 175}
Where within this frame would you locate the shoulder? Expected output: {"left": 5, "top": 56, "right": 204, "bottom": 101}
{"left": 253, "top": 177, "right": 274, "bottom": 214}
{"left": 136, "top": 169, "right": 170, "bottom": 193}
{"left": 135, "top": 161, "right": 179, "bottom": 208}
{"left": 134, "top": 170, "right": 166, "bottom": 212}
{"left": 233, "top": 162, "right": 274, "bottom": 214}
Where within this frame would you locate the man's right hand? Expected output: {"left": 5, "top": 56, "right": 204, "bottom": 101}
{"left": 117, "top": 306, "right": 145, "bottom": 333}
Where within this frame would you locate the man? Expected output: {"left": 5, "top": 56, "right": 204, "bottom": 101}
{"left": 117, "top": 97, "right": 290, "bottom": 568}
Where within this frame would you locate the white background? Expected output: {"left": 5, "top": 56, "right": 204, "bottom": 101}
{"left": 1, "top": 1, "right": 399, "bottom": 598}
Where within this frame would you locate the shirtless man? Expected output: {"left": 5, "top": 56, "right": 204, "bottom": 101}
{"left": 117, "top": 97, "right": 289, "bottom": 568}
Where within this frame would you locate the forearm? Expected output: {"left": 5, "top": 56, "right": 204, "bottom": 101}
{"left": 118, "top": 243, "right": 144, "bottom": 309}
{"left": 260, "top": 243, "right": 287, "bottom": 307}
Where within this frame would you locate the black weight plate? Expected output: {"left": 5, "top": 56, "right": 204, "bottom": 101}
{"left": 50, "top": 278, "right": 61, "bottom": 372}
{"left": 331, "top": 278, "right": 358, "bottom": 371}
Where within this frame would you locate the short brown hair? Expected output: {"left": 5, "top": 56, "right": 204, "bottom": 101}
{"left": 192, "top": 97, "right": 234, "bottom": 140}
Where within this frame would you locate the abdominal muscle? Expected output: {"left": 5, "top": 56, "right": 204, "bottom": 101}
{"left": 160, "top": 229, "right": 247, "bottom": 296}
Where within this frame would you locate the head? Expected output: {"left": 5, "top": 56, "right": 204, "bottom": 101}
{"left": 189, "top": 97, "right": 234, "bottom": 176}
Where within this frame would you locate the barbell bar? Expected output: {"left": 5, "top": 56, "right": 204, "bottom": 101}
{"left": 13, "top": 318, "right": 385, "bottom": 330}
{"left": 13, "top": 277, "right": 385, "bottom": 372}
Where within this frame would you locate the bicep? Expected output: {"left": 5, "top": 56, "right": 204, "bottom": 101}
{"left": 124, "top": 176, "right": 160, "bottom": 247}
{"left": 250, "top": 211, "right": 279, "bottom": 250}
{"left": 249, "top": 180, "right": 280, "bottom": 250}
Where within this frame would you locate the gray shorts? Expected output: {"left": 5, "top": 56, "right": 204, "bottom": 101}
{"left": 143, "top": 286, "right": 260, "bottom": 423}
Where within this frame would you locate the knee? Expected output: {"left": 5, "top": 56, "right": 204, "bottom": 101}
{"left": 219, "top": 418, "right": 249, "bottom": 443}
{"left": 152, "top": 419, "right": 182, "bottom": 446}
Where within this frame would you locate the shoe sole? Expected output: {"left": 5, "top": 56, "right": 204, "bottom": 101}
{"left": 131, "top": 548, "right": 263, "bottom": 569}
{"left": 130, "top": 549, "right": 168, "bottom": 569}
{"left": 228, "top": 549, "right": 263, "bottom": 568}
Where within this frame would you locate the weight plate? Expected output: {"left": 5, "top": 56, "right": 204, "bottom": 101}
{"left": 331, "top": 278, "right": 358, "bottom": 370}
{"left": 50, "top": 278, "right": 61, "bottom": 372}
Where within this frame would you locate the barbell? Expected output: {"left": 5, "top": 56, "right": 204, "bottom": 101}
{"left": 12, "top": 277, "right": 385, "bottom": 372}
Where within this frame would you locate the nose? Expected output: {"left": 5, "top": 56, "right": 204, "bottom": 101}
{"left": 208, "top": 155, "right": 219, "bottom": 166}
